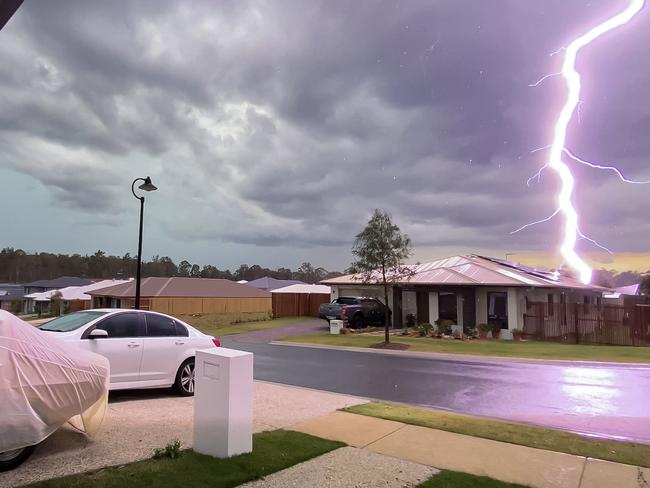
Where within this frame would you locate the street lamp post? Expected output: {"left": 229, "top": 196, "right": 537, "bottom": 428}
{"left": 131, "top": 176, "right": 157, "bottom": 309}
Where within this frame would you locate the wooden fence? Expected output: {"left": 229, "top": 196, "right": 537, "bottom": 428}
{"left": 523, "top": 299, "right": 650, "bottom": 346}
{"left": 272, "top": 293, "right": 330, "bottom": 318}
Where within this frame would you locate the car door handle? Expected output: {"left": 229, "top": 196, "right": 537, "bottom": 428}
{"left": 128, "top": 343, "right": 141, "bottom": 348}
{"left": 174, "top": 340, "right": 185, "bottom": 345}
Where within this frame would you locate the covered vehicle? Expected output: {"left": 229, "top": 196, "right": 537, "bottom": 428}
{"left": 0, "top": 310, "right": 109, "bottom": 471}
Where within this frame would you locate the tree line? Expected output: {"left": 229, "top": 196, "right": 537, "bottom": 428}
{"left": 0, "top": 248, "right": 342, "bottom": 284}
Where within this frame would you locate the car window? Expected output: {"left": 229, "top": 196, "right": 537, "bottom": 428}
{"left": 145, "top": 313, "right": 177, "bottom": 337}
{"left": 174, "top": 321, "right": 189, "bottom": 337}
{"left": 92, "top": 313, "right": 144, "bottom": 338}
{"left": 363, "top": 300, "right": 379, "bottom": 310}
{"left": 337, "top": 297, "right": 358, "bottom": 305}
{"left": 39, "top": 311, "right": 108, "bottom": 332}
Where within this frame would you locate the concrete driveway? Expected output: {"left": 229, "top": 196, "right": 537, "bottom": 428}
{"left": 0, "top": 382, "right": 365, "bottom": 488}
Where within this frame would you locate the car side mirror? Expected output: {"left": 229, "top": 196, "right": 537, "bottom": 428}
{"left": 88, "top": 328, "right": 109, "bottom": 339}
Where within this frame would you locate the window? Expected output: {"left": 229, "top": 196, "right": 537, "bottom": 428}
{"left": 336, "top": 297, "right": 359, "bottom": 305}
{"left": 145, "top": 313, "right": 177, "bottom": 337}
{"left": 40, "top": 311, "right": 108, "bottom": 332}
{"left": 362, "top": 299, "right": 379, "bottom": 310}
{"left": 92, "top": 313, "right": 143, "bottom": 338}
{"left": 547, "top": 294, "right": 554, "bottom": 316}
{"left": 174, "top": 321, "right": 189, "bottom": 337}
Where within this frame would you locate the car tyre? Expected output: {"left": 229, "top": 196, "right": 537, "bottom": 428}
{"left": 174, "top": 358, "right": 195, "bottom": 396}
{"left": 0, "top": 446, "right": 36, "bottom": 472}
{"left": 352, "top": 314, "right": 365, "bottom": 329}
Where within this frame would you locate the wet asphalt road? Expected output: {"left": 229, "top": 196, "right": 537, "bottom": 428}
{"left": 222, "top": 321, "right": 650, "bottom": 442}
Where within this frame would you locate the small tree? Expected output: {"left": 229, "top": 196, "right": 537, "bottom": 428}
{"left": 49, "top": 291, "right": 63, "bottom": 317}
{"left": 350, "top": 209, "right": 414, "bottom": 344}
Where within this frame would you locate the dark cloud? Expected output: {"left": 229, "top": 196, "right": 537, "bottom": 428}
{"left": 1, "top": 0, "right": 649, "bottom": 265}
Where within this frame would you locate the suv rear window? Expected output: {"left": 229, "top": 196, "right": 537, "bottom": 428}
{"left": 336, "top": 297, "right": 359, "bottom": 305}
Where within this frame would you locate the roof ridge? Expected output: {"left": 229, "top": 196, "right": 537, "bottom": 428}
{"left": 156, "top": 277, "right": 174, "bottom": 297}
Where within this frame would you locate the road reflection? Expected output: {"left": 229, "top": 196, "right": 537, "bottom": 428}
{"left": 561, "top": 367, "right": 620, "bottom": 415}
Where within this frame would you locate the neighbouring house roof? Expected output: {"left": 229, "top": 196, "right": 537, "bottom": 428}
{"left": 245, "top": 277, "right": 306, "bottom": 291}
{"left": 88, "top": 277, "right": 271, "bottom": 298}
{"left": 271, "top": 284, "right": 331, "bottom": 294}
{"left": 0, "top": 284, "right": 25, "bottom": 302}
{"left": 322, "top": 254, "right": 602, "bottom": 290}
{"left": 24, "top": 276, "right": 94, "bottom": 289}
{"left": 603, "top": 283, "right": 640, "bottom": 299}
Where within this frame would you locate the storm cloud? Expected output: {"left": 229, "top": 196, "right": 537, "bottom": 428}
{"left": 1, "top": 0, "right": 649, "bottom": 268}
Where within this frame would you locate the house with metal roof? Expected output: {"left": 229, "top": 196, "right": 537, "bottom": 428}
{"left": 22, "top": 276, "right": 94, "bottom": 314}
{"left": 88, "top": 277, "right": 271, "bottom": 316}
{"left": 322, "top": 254, "right": 605, "bottom": 336}
{"left": 0, "top": 283, "right": 25, "bottom": 312}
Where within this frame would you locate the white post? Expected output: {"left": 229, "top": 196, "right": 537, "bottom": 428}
{"left": 193, "top": 348, "right": 253, "bottom": 458}
{"left": 429, "top": 292, "right": 439, "bottom": 324}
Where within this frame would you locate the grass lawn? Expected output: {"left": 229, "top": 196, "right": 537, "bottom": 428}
{"left": 178, "top": 313, "right": 314, "bottom": 337}
{"left": 280, "top": 333, "right": 650, "bottom": 363}
{"left": 27, "top": 430, "right": 344, "bottom": 488}
{"left": 419, "top": 470, "right": 527, "bottom": 488}
{"left": 344, "top": 402, "right": 650, "bottom": 468}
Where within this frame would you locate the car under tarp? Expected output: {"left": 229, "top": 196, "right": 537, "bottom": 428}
{"left": 0, "top": 309, "right": 109, "bottom": 454}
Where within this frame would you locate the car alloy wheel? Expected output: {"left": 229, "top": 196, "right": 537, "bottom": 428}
{"left": 180, "top": 362, "right": 195, "bottom": 394}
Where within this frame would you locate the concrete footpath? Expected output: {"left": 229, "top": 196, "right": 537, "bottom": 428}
{"left": 289, "top": 411, "right": 650, "bottom": 488}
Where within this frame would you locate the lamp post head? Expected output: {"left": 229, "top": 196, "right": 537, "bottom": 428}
{"left": 138, "top": 177, "right": 157, "bottom": 192}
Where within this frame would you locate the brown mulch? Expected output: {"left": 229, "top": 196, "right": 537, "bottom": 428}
{"left": 369, "top": 342, "right": 410, "bottom": 350}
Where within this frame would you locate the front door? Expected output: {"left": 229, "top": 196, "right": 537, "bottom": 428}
{"left": 487, "top": 292, "right": 508, "bottom": 329}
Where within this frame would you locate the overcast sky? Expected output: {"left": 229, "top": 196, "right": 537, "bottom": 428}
{"left": 1, "top": 0, "right": 649, "bottom": 271}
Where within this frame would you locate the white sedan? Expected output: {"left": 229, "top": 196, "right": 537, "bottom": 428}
{"left": 39, "top": 309, "right": 220, "bottom": 396}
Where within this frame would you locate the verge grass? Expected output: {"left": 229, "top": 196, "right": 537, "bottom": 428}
{"left": 26, "top": 430, "right": 344, "bottom": 488}
{"left": 281, "top": 333, "right": 650, "bottom": 363}
{"left": 344, "top": 402, "right": 650, "bottom": 468}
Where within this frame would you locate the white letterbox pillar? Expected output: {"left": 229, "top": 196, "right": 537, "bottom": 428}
{"left": 193, "top": 347, "right": 253, "bottom": 458}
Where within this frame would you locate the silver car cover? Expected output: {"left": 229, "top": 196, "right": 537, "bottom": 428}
{"left": 0, "top": 310, "right": 110, "bottom": 452}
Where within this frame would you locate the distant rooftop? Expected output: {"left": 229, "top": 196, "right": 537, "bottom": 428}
{"left": 245, "top": 277, "right": 306, "bottom": 291}
{"left": 24, "top": 276, "right": 94, "bottom": 289}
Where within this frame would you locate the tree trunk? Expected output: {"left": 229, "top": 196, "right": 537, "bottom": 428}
{"left": 384, "top": 281, "right": 390, "bottom": 344}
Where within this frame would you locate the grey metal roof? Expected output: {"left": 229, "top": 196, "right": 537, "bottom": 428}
{"left": 0, "top": 284, "right": 25, "bottom": 302}
{"left": 24, "top": 276, "right": 94, "bottom": 289}
{"left": 322, "top": 254, "right": 603, "bottom": 290}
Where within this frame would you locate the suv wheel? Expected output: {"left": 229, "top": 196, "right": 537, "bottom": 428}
{"left": 352, "top": 314, "right": 365, "bottom": 329}
{"left": 174, "top": 358, "right": 195, "bottom": 396}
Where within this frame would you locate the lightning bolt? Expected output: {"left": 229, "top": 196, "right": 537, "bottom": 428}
{"left": 514, "top": 0, "right": 645, "bottom": 285}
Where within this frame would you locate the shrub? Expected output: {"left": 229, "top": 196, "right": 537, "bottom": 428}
{"left": 10, "top": 300, "right": 22, "bottom": 314}
{"left": 406, "top": 313, "right": 416, "bottom": 327}
{"left": 417, "top": 322, "right": 433, "bottom": 337}
{"left": 435, "top": 319, "right": 455, "bottom": 335}
{"left": 340, "top": 327, "right": 351, "bottom": 335}
{"left": 152, "top": 440, "right": 182, "bottom": 460}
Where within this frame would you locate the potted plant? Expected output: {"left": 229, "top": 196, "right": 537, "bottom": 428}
{"left": 490, "top": 323, "right": 501, "bottom": 340}
{"left": 477, "top": 323, "right": 491, "bottom": 339}
{"left": 512, "top": 328, "right": 524, "bottom": 341}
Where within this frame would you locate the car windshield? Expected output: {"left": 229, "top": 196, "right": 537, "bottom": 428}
{"left": 39, "top": 311, "right": 108, "bottom": 332}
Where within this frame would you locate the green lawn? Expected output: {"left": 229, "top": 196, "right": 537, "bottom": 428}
{"left": 280, "top": 333, "right": 650, "bottom": 363}
{"left": 26, "top": 430, "right": 344, "bottom": 488}
{"left": 344, "top": 402, "right": 650, "bottom": 468}
{"left": 177, "top": 313, "right": 314, "bottom": 337}
{"left": 419, "top": 470, "right": 528, "bottom": 488}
